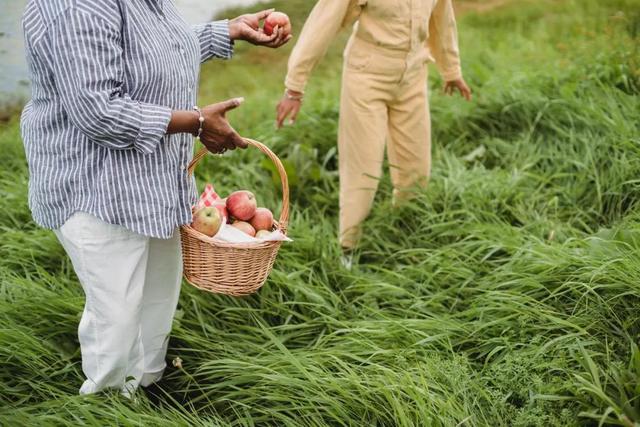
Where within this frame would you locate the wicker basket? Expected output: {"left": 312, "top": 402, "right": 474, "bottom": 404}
{"left": 180, "top": 139, "right": 289, "bottom": 296}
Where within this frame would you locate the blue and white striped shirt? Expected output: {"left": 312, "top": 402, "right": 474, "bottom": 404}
{"left": 20, "top": 0, "right": 233, "bottom": 238}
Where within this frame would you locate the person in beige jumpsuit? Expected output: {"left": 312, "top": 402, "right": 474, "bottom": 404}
{"left": 277, "top": 0, "right": 472, "bottom": 250}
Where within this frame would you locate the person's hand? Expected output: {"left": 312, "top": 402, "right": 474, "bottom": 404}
{"left": 229, "top": 9, "right": 291, "bottom": 48}
{"left": 200, "top": 98, "right": 248, "bottom": 154}
{"left": 444, "top": 78, "right": 472, "bottom": 101}
{"left": 276, "top": 90, "right": 303, "bottom": 128}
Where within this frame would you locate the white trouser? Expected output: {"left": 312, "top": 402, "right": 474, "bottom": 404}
{"left": 54, "top": 212, "right": 183, "bottom": 396}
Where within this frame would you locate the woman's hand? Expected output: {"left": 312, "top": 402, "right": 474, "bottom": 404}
{"left": 229, "top": 9, "right": 291, "bottom": 48}
{"left": 444, "top": 78, "right": 472, "bottom": 101}
{"left": 199, "top": 98, "right": 248, "bottom": 154}
{"left": 276, "top": 90, "right": 303, "bottom": 129}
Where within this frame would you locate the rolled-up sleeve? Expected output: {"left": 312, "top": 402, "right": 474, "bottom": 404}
{"left": 50, "top": 8, "right": 171, "bottom": 155}
{"left": 428, "top": 0, "right": 462, "bottom": 81}
{"left": 192, "top": 20, "right": 234, "bottom": 63}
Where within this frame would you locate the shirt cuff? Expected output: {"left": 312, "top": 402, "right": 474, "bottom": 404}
{"left": 209, "top": 19, "right": 234, "bottom": 59}
{"left": 285, "top": 76, "right": 307, "bottom": 94}
{"left": 440, "top": 67, "right": 463, "bottom": 82}
{"left": 134, "top": 103, "right": 172, "bottom": 155}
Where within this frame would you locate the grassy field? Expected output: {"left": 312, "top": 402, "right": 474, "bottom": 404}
{"left": 1, "top": 0, "right": 640, "bottom": 425}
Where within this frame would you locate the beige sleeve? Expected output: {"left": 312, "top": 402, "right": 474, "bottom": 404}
{"left": 285, "top": 0, "right": 359, "bottom": 93}
{"left": 427, "top": 0, "right": 463, "bottom": 81}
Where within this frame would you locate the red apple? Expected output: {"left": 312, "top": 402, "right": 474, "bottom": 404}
{"left": 232, "top": 221, "right": 256, "bottom": 237}
{"left": 192, "top": 206, "right": 222, "bottom": 237}
{"left": 255, "top": 230, "right": 271, "bottom": 240}
{"left": 226, "top": 190, "right": 257, "bottom": 221}
{"left": 250, "top": 207, "right": 274, "bottom": 231}
{"left": 263, "top": 11, "right": 291, "bottom": 37}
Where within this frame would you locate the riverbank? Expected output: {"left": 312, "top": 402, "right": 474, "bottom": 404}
{"left": 0, "top": 0, "right": 28, "bottom": 119}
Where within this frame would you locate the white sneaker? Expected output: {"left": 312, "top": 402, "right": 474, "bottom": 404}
{"left": 340, "top": 252, "right": 355, "bottom": 270}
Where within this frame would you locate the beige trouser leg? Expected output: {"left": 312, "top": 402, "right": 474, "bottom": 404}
{"left": 387, "top": 65, "right": 431, "bottom": 204}
{"left": 338, "top": 51, "right": 430, "bottom": 249}
{"left": 338, "top": 65, "right": 391, "bottom": 249}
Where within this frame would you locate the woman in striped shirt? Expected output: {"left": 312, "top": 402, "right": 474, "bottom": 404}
{"left": 21, "top": 0, "right": 289, "bottom": 397}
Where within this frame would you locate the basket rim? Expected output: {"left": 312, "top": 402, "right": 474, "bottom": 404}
{"left": 180, "top": 223, "right": 285, "bottom": 249}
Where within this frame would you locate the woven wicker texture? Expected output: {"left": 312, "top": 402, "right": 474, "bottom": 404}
{"left": 180, "top": 139, "right": 289, "bottom": 296}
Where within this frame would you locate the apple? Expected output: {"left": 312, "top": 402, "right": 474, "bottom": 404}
{"left": 263, "top": 11, "right": 291, "bottom": 37}
{"left": 250, "top": 207, "right": 274, "bottom": 231}
{"left": 226, "top": 190, "right": 257, "bottom": 221}
{"left": 213, "top": 198, "right": 228, "bottom": 221}
{"left": 232, "top": 221, "right": 256, "bottom": 237}
{"left": 192, "top": 206, "right": 222, "bottom": 237}
{"left": 255, "top": 230, "right": 271, "bottom": 240}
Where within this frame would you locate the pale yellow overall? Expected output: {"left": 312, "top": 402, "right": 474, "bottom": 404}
{"left": 286, "top": 0, "right": 463, "bottom": 248}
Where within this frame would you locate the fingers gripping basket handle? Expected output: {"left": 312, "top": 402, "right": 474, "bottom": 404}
{"left": 187, "top": 139, "right": 290, "bottom": 232}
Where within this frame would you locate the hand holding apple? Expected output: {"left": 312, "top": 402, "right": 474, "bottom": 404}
{"left": 229, "top": 9, "right": 291, "bottom": 48}
{"left": 263, "top": 12, "right": 291, "bottom": 37}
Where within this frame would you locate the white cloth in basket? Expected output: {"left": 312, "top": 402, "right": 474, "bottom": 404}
{"left": 212, "top": 223, "right": 292, "bottom": 244}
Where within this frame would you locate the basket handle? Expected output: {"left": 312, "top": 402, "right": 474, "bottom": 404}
{"left": 187, "top": 138, "right": 290, "bottom": 232}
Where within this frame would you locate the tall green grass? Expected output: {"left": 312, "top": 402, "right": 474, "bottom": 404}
{"left": 1, "top": 0, "right": 639, "bottom": 425}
